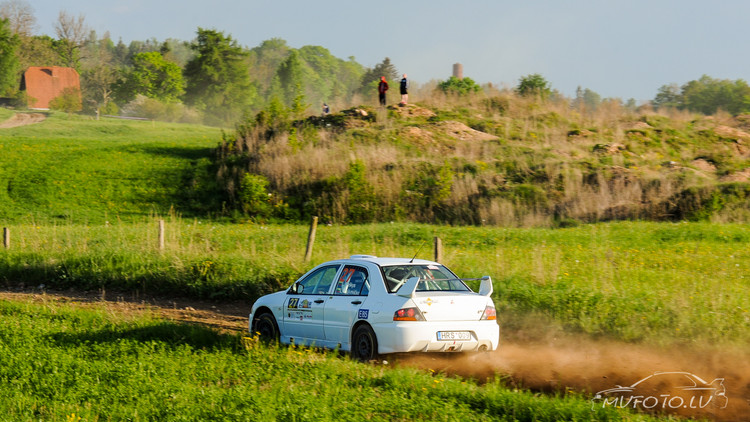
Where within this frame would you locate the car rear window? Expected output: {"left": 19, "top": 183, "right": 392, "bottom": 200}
{"left": 381, "top": 264, "right": 470, "bottom": 293}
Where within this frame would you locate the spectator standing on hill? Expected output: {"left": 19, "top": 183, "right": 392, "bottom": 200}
{"left": 400, "top": 74, "right": 409, "bottom": 105}
{"left": 378, "top": 76, "right": 389, "bottom": 106}
{"left": 322, "top": 103, "right": 330, "bottom": 115}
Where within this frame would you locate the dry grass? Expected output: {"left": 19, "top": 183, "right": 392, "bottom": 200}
{"left": 220, "top": 87, "right": 750, "bottom": 226}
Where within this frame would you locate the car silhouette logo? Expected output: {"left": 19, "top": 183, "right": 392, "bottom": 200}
{"left": 591, "top": 371, "right": 728, "bottom": 410}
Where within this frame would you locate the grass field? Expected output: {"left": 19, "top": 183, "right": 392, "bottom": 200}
{"left": 1, "top": 110, "right": 746, "bottom": 420}
{"left": 0, "top": 112, "right": 221, "bottom": 223}
{"left": 1, "top": 219, "right": 747, "bottom": 347}
{"left": 0, "top": 298, "right": 664, "bottom": 421}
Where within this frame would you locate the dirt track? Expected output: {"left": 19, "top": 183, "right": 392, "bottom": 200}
{"left": 401, "top": 338, "right": 750, "bottom": 421}
{"left": 0, "top": 113, "right": 47, "bottom": 128}
{"left": 0, "top": 289, "right": 250, "bottom": 333}
{"left": 2, "top": 289, "right": 747, "bottom": 421}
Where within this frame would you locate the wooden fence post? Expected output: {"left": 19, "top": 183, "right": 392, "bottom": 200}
{"left": 158, "top": 219, "right": 165, "bottom": 251}
{"left": 304, "top": 216, "right": 318, "bottom": 262}
{"left": 433, "top": 236, "right": 442, "bottom": 263}
{"left": 3, "top": 227, "right": 8, "bottom": 249}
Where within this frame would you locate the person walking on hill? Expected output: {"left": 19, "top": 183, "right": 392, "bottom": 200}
{"left": 378, "top": 76, "right": 389, "bottom": 106}
{"left": 400, "top": 74, "right": 409, "bottom": 105}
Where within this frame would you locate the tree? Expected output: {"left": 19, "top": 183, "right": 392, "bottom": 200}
{"left": 681, "top": 75, "right": 750, "bottom": 115}
{"left": 184, "top": 28, "right": 257, "bottom": 126}
{"left": 655, "top": 76, "right": 750, "bottom": 116}
{"left": 652, "top": 83, "right": 682, "bottom": 109}
{"left": 276, "top": 49, "right": 304, "bottom": 107}
{"left": 248, "top": 38, "right": 291, "bottom": 89}
{"left": 372, "top": 57, "right": 399, "bottom": 83}
{"left": 359, "top": 57, "right": 399, "bottom": 94}
{"left": 116, "top": 51, "right": 184, "bottom": 103}
{"left": 82, "top": 63, "right": 118, "bottom": 114}
{"left": 54, "top": 10, "right": 89, "bottom": 68}
{"left": 159, "top": 38, "right": 193, "bottom": 68}
{"left": 16, "top": 35, "right": 66, "bottom": 70}
{"left": 573, "top": 86, "right": 602, "bottom": 111}
{"left": 516, "top": 73, "right": 551, "bottom": 98}
{"left": 247, "top": 39, "right": 364, "bottom": 108}
{"left": 0, "top": 17, "right": 20, "bottom": 96}
{"left": 0, "top": 0, "right": 35, "bottom": 36}
{"left": 437, "top": 76, "right": 481, "bottom": 95}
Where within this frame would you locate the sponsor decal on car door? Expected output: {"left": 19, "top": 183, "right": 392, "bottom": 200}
{"left": 283, "top": 265, "right": 338, "bottom": 341}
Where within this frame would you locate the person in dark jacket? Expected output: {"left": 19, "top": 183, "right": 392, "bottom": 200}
{"left": 378, "top": 76, "right": 389, "bottom": 106}
{"left": 400, "top": 74, "right": 409, "bottom": 105}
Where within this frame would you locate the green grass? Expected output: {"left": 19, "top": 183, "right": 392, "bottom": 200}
{"left": 0, "top": 112, "right": 222, "bottom": 223}
{"left": 1, "top": 220, "right": 747, "bottom": 346}
{"left": 0, "top": 108, "right": 14, "bottom": 121}
{"left": 0, "top": 298, "right": 662, "bottom": 421}
{"left": 0, "top": 109, "right": 745, "bottom": 420}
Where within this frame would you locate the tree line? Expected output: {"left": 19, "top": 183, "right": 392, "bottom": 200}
{"left": 652, "top": 75, "right": 750, "bottom": 116}
{"left": 0, "top": 1, "right": 408, "bottom": 126}
{"left": 1, "top": 0, "right": 748, "bottom": 127}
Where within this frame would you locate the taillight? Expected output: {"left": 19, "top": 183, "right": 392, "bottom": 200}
{"left": 393, "top": 307, "right": 425, "bottom": 321}
{"left": 480, "top": 306, "right": 496, "bottom": 320}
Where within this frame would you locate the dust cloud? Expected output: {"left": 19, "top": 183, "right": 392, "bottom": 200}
{"left": 398, "top": 338, "right": 750, "bottom": 421}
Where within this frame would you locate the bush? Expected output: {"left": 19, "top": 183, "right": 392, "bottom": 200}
{"left": 49, "top": 87, "right": 82, "bottom": 113}
{"left": 343, "top": 160, "right": 376, "bottom": 223}
{"left": 516, "top": 73, "right": 551, "bottom": 98}
{"left": 239, "top": 173, "right": 271, "bottom": 218}
{"left": 99, "top": 101, "right": 119, "bottom": 116}
{"left": 437, "top": 76, "right": 482, "bottom": 96}
{"left": 669, "top": 183, "right": 750, "bottom": 221}
{"left": 121, "top": 95, "right": 201, "bottom": 123}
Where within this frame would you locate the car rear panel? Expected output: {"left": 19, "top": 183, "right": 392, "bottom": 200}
{"left": 411, "top": 292, "right": 490, "bottom": 321}
{"left": 373, "top": 320, "right": 499, "bottom": 354}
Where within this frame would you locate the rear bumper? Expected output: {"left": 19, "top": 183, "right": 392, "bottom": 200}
{"left": 372, "top": 320, "right": 499, "bottom": 354}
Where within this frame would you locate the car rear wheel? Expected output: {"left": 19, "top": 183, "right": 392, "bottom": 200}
{"left": 351, "top": 325, "right": 378, "bottom": 361}
{"left": 253, "top": 312, "right": 279, "bottom": 343}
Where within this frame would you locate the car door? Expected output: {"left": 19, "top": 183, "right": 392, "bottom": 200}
{"left": 323, "top": 265, "right": 370, "bottom": 346}
{"left": 282, "top": 264, "right": 339, "bottom": 343}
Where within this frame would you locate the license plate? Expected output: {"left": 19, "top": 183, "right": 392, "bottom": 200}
{"left": 437, "top": 331, "right": 471, "bottom": 341}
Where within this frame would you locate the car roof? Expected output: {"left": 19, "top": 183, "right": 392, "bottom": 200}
{"left": 342, "top": 255, "right": 440, "bottom": 267}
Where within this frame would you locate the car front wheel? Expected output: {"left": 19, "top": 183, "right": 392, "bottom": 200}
{"left": 253, "top": 312, "right": 279, "bottom": 343}
{"left": 351, "top": 325, "right": 378, "bottom": 361}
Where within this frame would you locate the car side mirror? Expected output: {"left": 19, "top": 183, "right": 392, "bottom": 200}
{"left": 291, "top": 282, "right": 304, "bottom": 294}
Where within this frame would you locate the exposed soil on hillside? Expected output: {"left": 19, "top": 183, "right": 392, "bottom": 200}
{"left": 400, "top": 120, "right": 498, "bottom": 148}
{"left": 0, "top": 112, "right": 47, "bottom": 128}
{"left": 721, "top": 167, "right": 750, "bottom": 182}
{"left": 1, "top": 288, "right": 746, "bottom": 421}
{"left": 388, "top": 103, "right": 436, "bottom": 118}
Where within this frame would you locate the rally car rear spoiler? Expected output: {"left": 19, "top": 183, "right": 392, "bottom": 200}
{"left": 397, "top": 276, "right": 494, "bottom": 298}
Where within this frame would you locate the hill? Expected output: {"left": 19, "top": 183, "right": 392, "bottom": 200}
{"left": 0, "top": 112, "right": 221, "bottom": 223}
{"left": 2, "top": 92, "right": 750, "bottom": 226}
{"left": 218, "top": 94, "right": 750, "bottom": 226}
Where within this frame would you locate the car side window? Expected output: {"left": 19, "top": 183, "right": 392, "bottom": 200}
{"left": 291, "top": 265, "right": 339, "bottom": 295}
{"left": 334, "top": 266, "right": 369, "bottom": 296}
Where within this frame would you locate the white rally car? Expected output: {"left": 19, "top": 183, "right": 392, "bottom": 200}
{"left": 249, "top": 255, "right": 499, "bottom": 360}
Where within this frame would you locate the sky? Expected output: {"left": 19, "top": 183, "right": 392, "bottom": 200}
{"left": 27, "top": 0, "right": 750, "bottom": 102}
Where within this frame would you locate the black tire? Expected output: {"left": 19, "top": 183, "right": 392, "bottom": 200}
{"left": 351, "top": 325, "right": 378, "bottom": 361}
{"left": 252, "top": 312, "right": 279, "bottom": 343}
